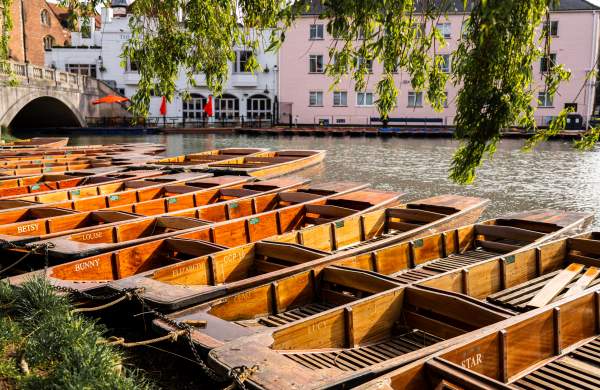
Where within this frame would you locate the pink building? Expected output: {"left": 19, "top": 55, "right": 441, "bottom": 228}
{"left": 278, "top": 0, "right": 600, "bottom": 127}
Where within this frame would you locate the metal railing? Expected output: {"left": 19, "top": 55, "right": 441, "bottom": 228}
{"left": 85, "top": 115, "right": 273, "bottom": 129}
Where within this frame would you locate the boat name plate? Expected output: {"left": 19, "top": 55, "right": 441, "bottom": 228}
{"left": 249, "top": 217, "right": 260, "bottom": 225}
{"left": 31, "top": 184, "right": 40, "bottom": 191}
{"left": 335, "top": 221, "right": 344, "bottom": 228}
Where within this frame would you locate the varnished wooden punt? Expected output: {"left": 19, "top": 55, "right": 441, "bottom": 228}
{"left": 0, "top": 171, "right": 215, "bottom": 215}
{"left": 149, "top": 148, "right": 268, "bottom": 169}
{"left": 0, "top": 165, "right": 131, "bottom": 190}
{"left": 206, "top": 285, "right": 510, "bottom": 389}
{"left": 0, "top": 168, "right": 168, "bottom": 199}
{"left": 153, "top": 266, "right": 404, "bottom": 350}
{"left": 1, "top": 137, "right": 69, "bottom": 149}
{"left": 205, "top": 150, "right": 326, "bottom": 179}
{"left": 328, "top": 209, "right": 592, "bottom": 286}
{"left": 0, "top": 162, "right": 106, "bottom": 176}
{"left": 30, "top": 182, "right": 378, "bottom": 260}
{"left": 356, "top": 288, "right": 600, "bottom": 390}
{"left": 102, "top": 194, "right": 482, "bottom": 311}
{"left": 9, "top": 186, "right": 398, "bottom": 293}
{"left": 0, "top": 177, "right": 308, "bottom": 248}
{"left": 419, "top": 230, "right": 600, "bottom": 314}
{"left": 0, "top": 155, "right": 99, "bottom": 168}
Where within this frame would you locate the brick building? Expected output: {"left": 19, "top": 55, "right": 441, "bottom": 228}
{"left": 6, "top": 0, "right": 70, "bottom": 66}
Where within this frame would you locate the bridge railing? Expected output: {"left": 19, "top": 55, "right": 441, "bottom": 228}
{"left": 0, "top": 61, "right": 104, "bottom": 93}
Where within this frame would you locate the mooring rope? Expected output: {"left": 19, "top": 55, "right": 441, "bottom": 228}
{"left": 98, "top": 329, "right": 187, "bottom": 348}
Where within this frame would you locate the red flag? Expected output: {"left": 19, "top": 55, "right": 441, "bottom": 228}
{"left": 160, "top": 96, "right": 167, "bottom": 116}
{"left": 203, "top": 95, "right": 213, "bottom": 117}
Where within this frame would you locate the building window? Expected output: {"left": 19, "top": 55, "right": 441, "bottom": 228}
{"left": 408, "top": 91, "right": 423, "bottom": 107}
{"left": 183, "top": 94, "right": 206, "bottom": 119}
{"left": 309, "top": 24, "right": 324, "bottom": 40}
{"left": 545, "top": 21, "right": 558, "bottom": 37}
{"left": 336, "top": 118, "right": 346, "bottom": 124}
{"left": 126, "top": 59, "right": 139, "bottom": 72}
{"left": 357, "top": 92, "right": 374, "bottom": 106}
{"left": 309, "top": 91, "right": 323, "bottom": 106}
{"left": 357, "top": 57, "right": 373, "bottom": 73}
{"left": 540, "top": 53, "right": 556, "bottom": 73}
{"left": 43, "top": 35, "right": 54, "bottom": 50}
{"left": 234, "top": 51, "right": 252, "bottom": 73}
{"left": 215, "top": 94, "right": 239, "bottom": 119}
{"left": 41, "top": 10, "right": 51, "bottom": 26}
{"left": 66, "top": 64, "right": 97, "bottom": 78}
{"left": 443, "top": 91, "right": 449, "bottom": 108}
{"left": 309, "top": 55, "right": 324, "bottom": 73}
{"left": 247, "top": 94, "right": 272, "bottom": 119}
{"left": 333, "top": 91, "right": 347, "bottom": 107}
{"left": 538, "top": 92, "right": 553, "bottom": 107}
{"left": 438, "top": 54, "right": 451, "bottom": 73}
{"left": 436, "top": 23, "right": 451, "bottom": 39}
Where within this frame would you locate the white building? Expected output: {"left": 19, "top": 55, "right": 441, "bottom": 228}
{"left": 45, "top": 0, "right": 279, "bottom": 123}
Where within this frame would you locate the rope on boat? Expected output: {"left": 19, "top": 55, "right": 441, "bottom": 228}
{"left": 71, "top": 289, "right": 140, "bottom": 313}
{"left": 224, "top": 365, "right": 260, "bottom": 390}
{"left": 0, "top": 241, "right": 54, "bottom": 276}
{"left": 98, "top": 329, "right": 187, "bottom": 347}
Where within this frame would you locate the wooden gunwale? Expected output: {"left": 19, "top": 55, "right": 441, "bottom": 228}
{"left": 0, "top": 177, "right": 308, "bottom": 248}
{"left": 205, "top": 285, "right": 512, "bottom": 390}
{"left": 31, "top": 182, "right": 377, "bottom": 260}
{"left": 354, "top": 288, "right": 600, "bottom": 390}
{"left": 101, "top": 194, "right": 484, "bottom": 311}
{"left": 206, "top": 150, "right": 327, "bottom": 179}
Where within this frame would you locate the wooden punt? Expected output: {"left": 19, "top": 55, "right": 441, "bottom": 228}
{"left": 0, "top": 168, "right": 167, "bottom": 199}
{"left": 1, "top": 137, "right": 69, "bottom": 149}
{"left": 149, "top": 148, "right": 268, "bottom": 169}
{"left": 356, "top": 287, "right": 600, "bottom": 390}
{"left": 418, "top": 230, "right": 600, "bottom": 314}
{"left": 30, "top": 183, "right": 380, "bottom": 260}
{"left": 153, "top": 266, "right": 405, "bottom": 350}
{"left": 206, "top": 285, "right": 510, "bottom": 389}
{"left": 9, "top": 187, "right": 399, "bottom": 293}
{"left": 205, "top": 149, "right": 326, "bottom": 179}
{"left": 329, "top": 209, "right": 592, "bottom": 286}
{"left": 0, "top": 177, "right": 308, "bottom": 248}
{"left": 0, "top": 171, "right": 215, "bottom": 213}
{"left": 103, "top": 195, "right": 486, "bottom": 311}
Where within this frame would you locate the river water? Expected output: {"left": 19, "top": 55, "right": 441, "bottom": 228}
{"left": 67, "top": 133, "right": 600, "bottom": 228}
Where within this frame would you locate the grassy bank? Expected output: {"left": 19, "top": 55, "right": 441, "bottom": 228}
{"left": 0, "top": 277, "right": 153, "bottom": 389}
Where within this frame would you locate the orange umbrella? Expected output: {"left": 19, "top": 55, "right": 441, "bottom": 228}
{"left": 92, "top": 95, "right": 129, "bottom": 105}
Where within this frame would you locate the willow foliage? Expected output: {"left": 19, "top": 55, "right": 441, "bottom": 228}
{"left": 1, "top": 0, "right": 593, "bottom": 183}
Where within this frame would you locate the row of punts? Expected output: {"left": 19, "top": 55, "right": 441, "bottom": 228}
{"left": 2, "top": 138, "right": 600, "bottom": 389}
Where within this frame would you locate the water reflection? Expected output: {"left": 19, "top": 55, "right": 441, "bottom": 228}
{"left": 66, "top": 133, "right": 600, "bottom": 228}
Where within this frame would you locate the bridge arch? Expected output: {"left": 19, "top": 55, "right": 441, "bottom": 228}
{"left": 0, "top": 92, "right": 86, "bottom": 131}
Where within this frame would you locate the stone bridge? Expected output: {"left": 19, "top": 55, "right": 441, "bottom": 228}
{"left": 0, "top": 61, "right": 128, "bottom": 131}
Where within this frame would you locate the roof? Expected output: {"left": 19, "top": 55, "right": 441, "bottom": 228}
{"left": 46, "top": 2, "right": 101, "bottom": 29}
{"left": 302, "top": 0, "right": 599, "bottom": 16}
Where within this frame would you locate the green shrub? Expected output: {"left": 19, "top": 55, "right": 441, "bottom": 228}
{"left": 0, "top": 278, "right": 153, "bottom": 389}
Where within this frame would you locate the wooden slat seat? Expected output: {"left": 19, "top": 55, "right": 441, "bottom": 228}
{"left": 487, "top": 266, "right": 600, "bottom": 312}
{"left": 280, "top": 330, "right": 443, "bottom": 372}
{"left": 513, "top": 336, "right": 600, "bottom": 389}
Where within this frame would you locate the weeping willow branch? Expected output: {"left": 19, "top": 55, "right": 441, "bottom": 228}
{"left": 451, "top": 0, "right": 570, "bottom": 184}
